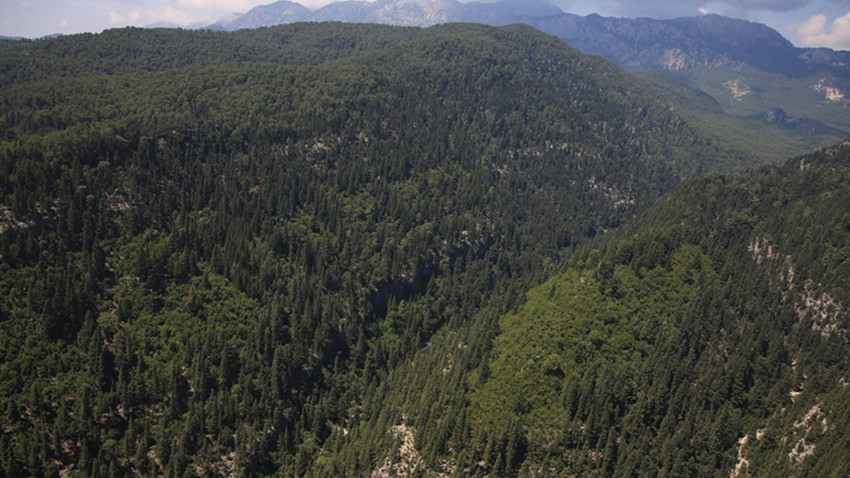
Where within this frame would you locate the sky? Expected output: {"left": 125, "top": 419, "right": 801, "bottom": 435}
{"left": 1, "top": 0, "right": 849, "bottom": 50}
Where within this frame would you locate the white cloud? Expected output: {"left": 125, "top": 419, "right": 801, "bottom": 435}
{"left": 794, "top": 12, "right": 850, "bottom": 49}
{"left": 723, "top": 0, "right": 809, "bottom": 12}
{"left": 100, "top": 1, "right": 270, "bottom": 28}
{"left": 699, "top": 6, "right": 710, "bottom": 13}
{"left": 577, "top": 0, "right": 821, "bottom": 19}
{"left": 108, "top": 7, "right": 142, "bottom": 26}
{"left": 145, "top": 5, "right": 195, "bottom": 25}
{"left": 176, "top": 0, "right": 263, "bottom": 9}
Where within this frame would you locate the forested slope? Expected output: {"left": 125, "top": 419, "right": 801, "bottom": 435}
{"left": 374, "top": 140, "right": 849, "bottom": 476}
{"left": 0, "top": 23, "right": 748, "bottom": 476}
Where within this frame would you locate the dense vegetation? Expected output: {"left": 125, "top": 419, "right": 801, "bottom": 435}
{"left": 0, "top": 22, "right": 744, "bottom": 476}
{"left": 311, "top": 142, "right": 850, "bottom": 477}
{"left": 458, "top": 141, "right": 850, "bottom": 476}
{"left": 1, "top": 21, "right": 845, "bottom": 477}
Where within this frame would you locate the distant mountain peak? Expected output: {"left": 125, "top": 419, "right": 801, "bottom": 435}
{"left": 208, "top": 0, "right": 561, "bottom": 29}
{"left": 209, "top": 0, "right": 311, "bottom": 30}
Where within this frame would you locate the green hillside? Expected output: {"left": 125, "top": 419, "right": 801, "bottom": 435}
{"left": 664, "top": 66, "right": 850, "bottom": 154}
{"left": 0, "top": 23, "right": 750, "bottom": 476}
{"left": 637, "top": 71, "right": 850, "bottom": 160}
{"left": 351, "top": 140, "right": 850, "bottom": 476}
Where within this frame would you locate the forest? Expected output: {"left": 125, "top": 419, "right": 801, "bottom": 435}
{"left": 0, "top": 22, "right": 847, "bottom": 476}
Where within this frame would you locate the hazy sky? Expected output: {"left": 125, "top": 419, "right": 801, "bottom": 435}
{"left": 1, "top": 0, "right": 849, "bottom": 49}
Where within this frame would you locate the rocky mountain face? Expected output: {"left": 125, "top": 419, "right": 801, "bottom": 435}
{"left": 530, "top": 13, "right": 850, "bottom": 78}
{"left": 212, "top": 1, "right": 311, "bottom": 30}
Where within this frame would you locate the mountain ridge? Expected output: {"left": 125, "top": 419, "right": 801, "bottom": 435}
{"left": 207, "top": 0, "right": 564, "bottom": 30}
{"left": 207, "top": 0, "right": 848, "bottom": 60}
{"left": 201, "top": 0, "right": 850, "bottom": 152}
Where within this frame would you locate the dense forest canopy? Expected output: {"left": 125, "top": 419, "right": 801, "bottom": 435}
{"left": 1, "top": 22, "right": 846, "bottom": 477}
{"left": 454, "top": 141, "right": 850, "bottom": 476}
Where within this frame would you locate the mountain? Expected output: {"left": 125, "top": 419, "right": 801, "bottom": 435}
{"left": 210, "top": 1, "right": 849, "bottom": 76}
{"left": 531, "top": 14, "right": 795, "bottom": 72}
{"left": 0, "top": 22, "right": 747, "bottom": 476}
{"left": 529, "top": 14, "right": 850, "bottom": 147}
{"left": 207, "top": 1, "right": 850, "bottom": 153}
{"left": 3, "top": 20, "right": 849, "bottom": 478}
{"left": 310, "top": 0, "right": 465, "bottom": 25}
{"left": 207, "top": 1, "right": 310, "bottom": 30}
{"left": 207, "top": 1, "right": 849, "bottom": 79}
{"left": 209, "top": 0, "right": 561, "bottom": 29}
{"left": 533, "top": 13, "right": 850, "bottom": 152}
